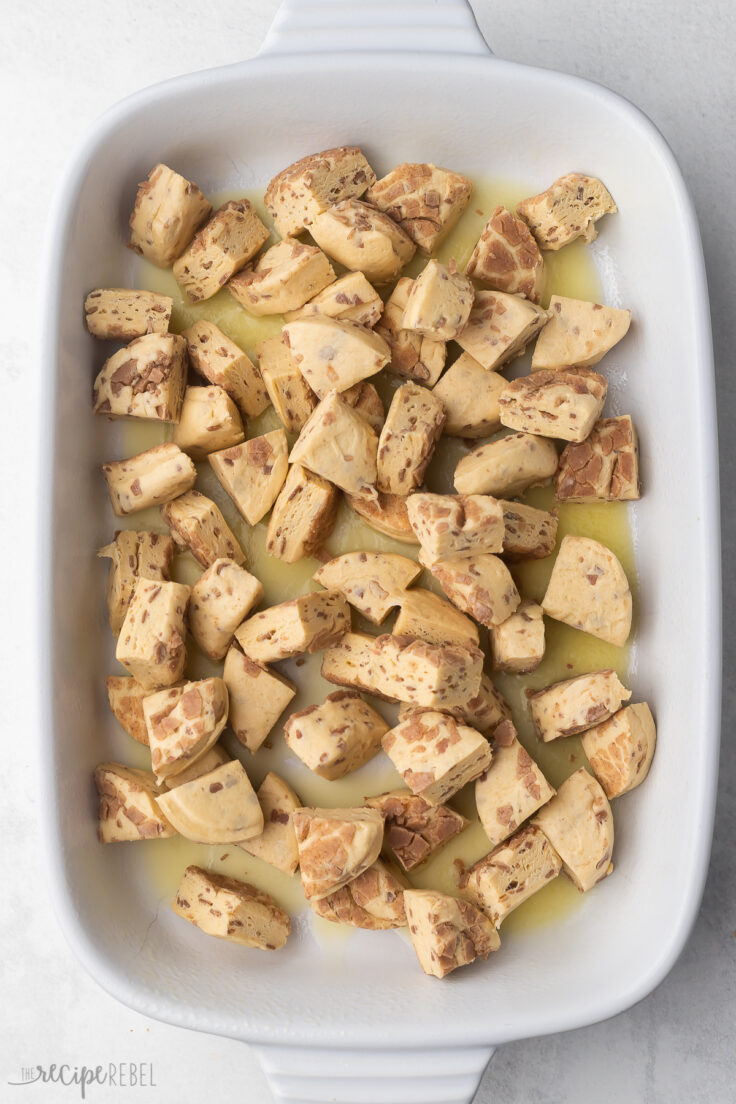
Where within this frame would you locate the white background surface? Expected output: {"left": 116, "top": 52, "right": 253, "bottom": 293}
{"left": 2, "top": 1, "right": 735, "bottom": 1101}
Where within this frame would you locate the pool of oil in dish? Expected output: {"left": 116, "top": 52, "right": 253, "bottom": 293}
{"left": 113, "top": 177, "right": 632, "bottom": 943}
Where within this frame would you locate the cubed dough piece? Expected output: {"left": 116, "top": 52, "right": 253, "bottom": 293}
{"left": 290, "top": 391, "right": 378, "bottom": 497}
{"left": 93, "top": 333, "right": 188, "bottom": 422}
{"left": 431, "top": 352, "right": 505, "bottom": 437}
{"left": 284, "top": 271, "right": 382, "bottom": 327}
{"left": 402, "top": 259, "right": 474, "bottom": 341}
{"left": 102, "top": 443, "right": 197, "bottom": 517}
{"left": 393, "top": 587, "right": 479, "bottom": 650}
{"left": 164, "top": 744, "right": 230, "bottom": 788}
{"left": 367, "top": 162, "right": 473, "bottom": 254}
{"left": 172, "top": 386, "right": 244, "bottom": 459}
{"left": 340, "top": 381, "right": 385, "bottom": 434}
{"left": 398, "top": 673, "right": 511, "bottom": 735}
{"left": 128, "top": 163, "right": 211, "bottom": 266}
{"left": 321, "top": 632, "right": 483, "bottom": 709}
{"left": 422, "top": 551, "right": 520, "bottom": 628}
{"left": 115, "top": 579, "right": 189, "bottom": 690}
{"left": 185, "top": 320, "right": 269, "bottom": 419}
{"left": 143, "top": 678, "right": 229, "bottom": 783}
{"left": 376, "top": 277, "right": 446, "bottom": 387}
{"left": 556, "top": 415, "right": 641, "bottom": 502}
{"left": 265, "top": 146, "right": 376, "bottom": 237}
{"left": 162, "top": 490, "right": 244, "bottom": 568}
{"left": 209, "top": 431, "right": 288, "bottom": 527}
{"left": 235, "top": 590, "right": 350, "bottom": 664}
{"left": 517, "top": 173, "right": 617, "bottom": 251}
{"left": 377, "top": 381, "right": 445, "bottom": 495}
{"left": 105, "top": 675, "right": 151, "bottom": 745}
{"left": 532, "top": 296, "right": 631, "bottom": 371}
{"left": 499, "top": 368, "right": 607, "bottom": 444}
{"left": 229, "top": 239, "right": 335, "bottom": 316}
{"left": 292, "top": 806, "right": 384, "bottom": 899}
{"left": 465, "top": 206, "right": 545, "bottom": 303}
{"left": 319, "top": 631, "right": 386, "bottom": 697}
{"left": 84, "top": 288, "right": 173, "bottom": 340}
{"left": 345, "top": 490, "right": 418, "bottom": 544}
{"left": 266, "top": 463, "right": 339, "bottom": 562}
{"left": 311, "top": 857, "right": 408, "bottom": 929}
{"left": 527, "top": 669, "right": 632, "bottom": 743}
{"left": 456, "top": 290, "right": 550, "bottom": 371}
{"left": 371, "top": 635, "right": 484, "bottom": 710}
{"left": 455, "top": 432, "right": 558, "bottom": 498}
{"left": 581, "top": 702, "right": 657, "bottom": 799}
{"left": 283, "top": 316, "right": 390, "bottom": 399}
{"left": 256, "top": 335, "right": 317, "bottom": 431}
{"left": 238, "top": 772, "right": 301, "bottom": 876}
{"left": 500, "top": 499, "right": 558, "bottom": 561}
{"left": 156, "top": 760, "right": 263, "bottom": 843}
{"left": 173, "top": 199, "right": 270, "bottom": 302}
{"left": 461, "top": 825, "right": 562, "bottom": 927}
{"left": 285, "top": 690, "right": 388, "bottom": 780}
{"left": 209, "top": 430, "right": 289, "bottom": 527}
{"left": 365, "top": 789, "right": 468, "bottom": 872}
{"left": 407, "top": 492, "right": 504, "bottom": 564}
{"left": 311, "top": 198, "right": 416, "bottom": 283}
{"left": 475, "top": 725, "right": 555, "bottom": 847}
{"left": 382, "top": 711, "right": 492, "bottom": 805}
{"left": 314, "top": 551, "right": 421, "bottom": 624}
{"left": 94, "top": 762, "right": 176, "bottom": 842}
{"left": 189, "top": 558, "right": 263, "bottom": 660}
{"left": 532, "top": 768, "right": 614, "bottom": 891}
{"left": 98, "top": 530, "right": 174, "bottom": 635}
{"left": 542, "top": 534, "right": 632, "bottom": 646}
{"left": 490, "top": 600, "right": 545, "bottom": 674}
{"left": 223, "top": 646, "right": 296, "bottom": 753}
{"left": 172, "top": 865, "right": 289, "bottom": 949}
{"left": 404, "top": 889, "right": 500, "bottom": 978}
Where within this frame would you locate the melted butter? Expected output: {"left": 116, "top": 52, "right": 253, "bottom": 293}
{"left": 115, "top": 178, "right": 630, "bottom": 941}
{"left": 142, "top": 834, "right": 307, "bottom": 916}
{"left": 411, "top": 178, "right": 599, "bottom": 311}
{"left": 496, "top": 486, "right": 634, "bottom": 791}
{"left": 137, "top": 191, "right": 283, "bottom": 362}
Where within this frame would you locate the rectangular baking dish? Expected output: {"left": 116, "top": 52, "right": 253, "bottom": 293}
{"left": 40, "top": 2, "right": 721, "bottom": 1102}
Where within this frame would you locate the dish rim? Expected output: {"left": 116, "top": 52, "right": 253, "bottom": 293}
{"left": 38, "top": 48, "right": 722, "bottom": 1049}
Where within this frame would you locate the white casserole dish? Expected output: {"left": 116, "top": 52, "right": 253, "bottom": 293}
{"left": 40, "top": 2, "right": 721, "bottom": 1102}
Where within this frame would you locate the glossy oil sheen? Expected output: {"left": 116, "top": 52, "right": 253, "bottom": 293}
{"left": 113, "top": 177, "right": 634, "bottom": 943}
{"left": 42, "top": 36, "right": 719, "bottom": 1071}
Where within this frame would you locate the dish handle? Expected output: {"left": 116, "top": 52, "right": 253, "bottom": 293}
{"left": 259, "top": 0, "right": 491, "bottom": 57}
{"left": 255, "top": 1042, "right": 495, "bottom": 1104}
{"left": 255, "top": 2, "right": 491, "bottom": 1101}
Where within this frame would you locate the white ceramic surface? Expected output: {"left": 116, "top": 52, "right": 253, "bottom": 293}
{"left": 260, "top": 0, "right": 489, "bottom": 56}
{"left": 39, "top": 2, "right": 720, "bottom": 1103}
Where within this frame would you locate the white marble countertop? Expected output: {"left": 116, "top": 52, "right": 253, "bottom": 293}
{"left": 2, "top": 1, "right": 734, "bottom": 1100}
